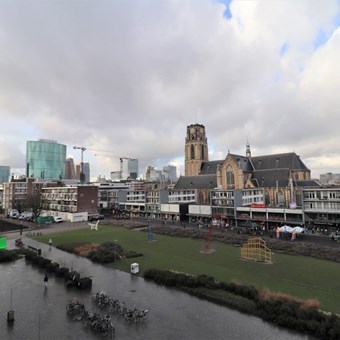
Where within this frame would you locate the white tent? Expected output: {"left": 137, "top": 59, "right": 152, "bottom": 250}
{"left": 291, "top": 227, "right": 305, "bottom": 234}
{"left": 278, "top": 226, "right": 304, "bottom": 234}
{"left": 279, "top": 225, "right": 293, "bottom": 233}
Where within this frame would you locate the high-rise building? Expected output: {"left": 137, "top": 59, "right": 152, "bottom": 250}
{"left": 0, "top": 166, "right": 10, "bottom": 184}
{"left": 26, "top": 139, "right": 66, "bottom": 180}
{"left": 110, "top": 171, "right": 121, "bottom": 181}
{"left": 120, "top": 158, "right": 138, "bottom": 180}
{"left": 65, "top": 158, "right": 76, "bottom": 179}
{"left": 83, "top": 162, "right": 90, "bottom": 183}
{"left": 163, "top": 165, "right": 177, "bottom": 183}
{"left": 145, "top": 165, "right": 177, "bottom": 183}
{"left": 74, "top": 162, "right": 90, "bottom": 183}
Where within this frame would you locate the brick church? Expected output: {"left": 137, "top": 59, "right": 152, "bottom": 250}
{"left": 175, "top": 123, "right": 319, "bottom": 207}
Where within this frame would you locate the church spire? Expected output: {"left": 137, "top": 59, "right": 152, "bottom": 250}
{"left": 246, "top": 140, "right": 251, "bottom": 158}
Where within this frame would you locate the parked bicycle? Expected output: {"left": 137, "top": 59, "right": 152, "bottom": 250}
{"left": 67, "top": 298, "right": 115, "bottom": 338}
{"left": 91, "top": 290, "right": 149, "bottom": 323}
{"left": 66, "top": 298, "right": 86, "bottom": 321}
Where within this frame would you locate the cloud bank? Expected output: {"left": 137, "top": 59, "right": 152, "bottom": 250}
{"left": 0, "top": 0, "right": 339, "bottom": 178}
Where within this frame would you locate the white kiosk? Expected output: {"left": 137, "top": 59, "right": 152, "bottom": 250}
{"left": 130, "top": 263, "right": 139, "bottom": 274}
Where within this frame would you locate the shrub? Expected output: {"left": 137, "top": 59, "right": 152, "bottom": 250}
{"left": 38, "top": 258, "right": 52, "bottom": 268}
{"left": 55, "top": 267, "right": 70, "bottom": 278}
{"left": 0, "top": 250, "right": 19, "bottom": 263}
{"left": 73, "top": 243, "right": 99, "bottom": 256}
{"left": 87, "top": 242, "right": 123, "bottom": 263}
{"left": 57, "top": 242, "right": 87, "bottom": 253}
{"left": 31, "top": 255, "right": 43, "bottom": 265}
{"left": 77, "top": 277, "right": 92, "bottom": 289}
{"left": 46, "top": 262, "right": 60, "bottom": 273}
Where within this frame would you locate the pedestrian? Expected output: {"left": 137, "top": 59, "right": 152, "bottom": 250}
{"left": 20, "top": 223, "right": 23, "bottom": 236}
{"left": 44, "top": 274, "right": 49, "bottom": 288}
{"left": 48, "top": 238, "right": 52, "bottom": 247}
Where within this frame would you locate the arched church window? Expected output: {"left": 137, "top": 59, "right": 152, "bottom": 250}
{"left": 226, "top": 165, "right": 235, "bottom": 189}
{"left": 191, "top": 145, "right": 195, "bottom": 159}
{"left": 201, "top": 145, "right": 205, "bottom": 159}
{"left": 278, "top": 190, "right": 285, "bottom": 207}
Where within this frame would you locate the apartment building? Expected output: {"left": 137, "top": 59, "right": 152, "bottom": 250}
{"left": 41, "top": 185, "right": 98, "bottom": 222}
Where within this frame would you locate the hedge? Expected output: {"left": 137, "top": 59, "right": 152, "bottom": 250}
{"left": 144, "top": 269, "right": 340, "bottom": 339}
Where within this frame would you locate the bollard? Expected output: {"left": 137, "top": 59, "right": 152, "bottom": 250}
{"left": 7, "top": 310, "right": 14, "bottom": 323}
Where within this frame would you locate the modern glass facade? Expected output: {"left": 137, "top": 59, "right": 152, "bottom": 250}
{"left": 26, "top": 139, "right": 66, "bottom": 180}
{"left": 0, "top": 166, "right": 10, "bottom": 184}
{"left": 120, "top": 158, "right": 138, "bottom": 180}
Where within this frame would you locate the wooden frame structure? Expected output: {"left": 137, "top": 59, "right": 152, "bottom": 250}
{"left": 240, "top": 237, "right": 272, "bottom": 263}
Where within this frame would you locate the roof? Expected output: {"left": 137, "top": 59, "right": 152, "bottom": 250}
{"left": 252, "top": 169, "right": 290, "bottom": 188}
{"left": 230, "top": 154, "right": 254, "bottom": 172}
{"left": 294, "top": 180, "right": 321, "bottom": 187}
{"left": 200, "top": 160, "right": 223, "bottom": 175}
{"left": 251, "top": 152, "right": 309, "bottom": 171}
{"left": 174, "top": 174, "right": 217, "bottom": 190}
{"left": 200, "top": 154, "right": 253, "bottom": 175}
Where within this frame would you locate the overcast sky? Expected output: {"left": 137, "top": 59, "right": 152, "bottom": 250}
{"left": 0, "top": 0, "right": 340, "bottom": 180}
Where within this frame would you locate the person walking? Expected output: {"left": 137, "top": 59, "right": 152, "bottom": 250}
{"left": 44, "top": 274, "right": 49, "bottom": 288}
{"left": 48, "top": 238, "right": 52, "bottom": 247}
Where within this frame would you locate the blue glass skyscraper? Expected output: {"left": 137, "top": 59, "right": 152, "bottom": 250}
{"left": 0, "top": 166, "right": 10, "bottom": 184}
{"left": 26, "top": 139, "right": 66, "bottom": 180}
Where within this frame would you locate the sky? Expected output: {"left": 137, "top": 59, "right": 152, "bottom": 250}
{"left": 1, "top": 0, "right": 340, "bottom": 180}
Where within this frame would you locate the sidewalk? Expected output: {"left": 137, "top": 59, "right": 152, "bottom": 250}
{"left": 1, "top": 220, "right": 90, "bottom": 239}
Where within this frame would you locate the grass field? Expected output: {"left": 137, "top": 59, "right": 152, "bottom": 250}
{"left": 33, "top": 225, "right": 340, "bottom": 314}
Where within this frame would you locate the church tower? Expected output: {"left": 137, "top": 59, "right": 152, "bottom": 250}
{"left": 185, "top": 123, "right": 209, "bottom": 176}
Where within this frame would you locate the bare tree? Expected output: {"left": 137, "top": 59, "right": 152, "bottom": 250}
{"left": 13, "top": 198, "right": 26, "bottom": 214}
{"left": 26, "top": 192, "right": 44, "bottom": 220}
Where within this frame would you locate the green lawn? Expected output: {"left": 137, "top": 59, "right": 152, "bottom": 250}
{"left": 33, "top": 225, "right": 340, "bottom": 314}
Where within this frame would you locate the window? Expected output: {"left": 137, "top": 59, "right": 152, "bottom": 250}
{"left": 226, "top": 166, "right": 235, "bottom": 189}
{"left": 191, "top": 145, "right": 195, "bottom": 159}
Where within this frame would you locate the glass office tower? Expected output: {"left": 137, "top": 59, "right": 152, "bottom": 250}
{"left": 26, "top": 139, "right": 66, "bottom": 180}
{"left": 0, "top": 166, "right": 10, "bottom": 184}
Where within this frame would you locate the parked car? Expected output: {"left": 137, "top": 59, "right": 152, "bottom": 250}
{"left": 53, "top": 216, "right": 64, "bottom": 223}
{"left": 9, "top": 209, "right": 19, "bottom": 219}
{"left": 88, "top": 214, "right": 105, "bottom": 221}
{"left": 19, "top": 212, "right": 33, "bottom": 221}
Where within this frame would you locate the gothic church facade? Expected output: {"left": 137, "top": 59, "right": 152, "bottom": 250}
{"left": 179, "top": 123, "right": 319, "bottom": 207}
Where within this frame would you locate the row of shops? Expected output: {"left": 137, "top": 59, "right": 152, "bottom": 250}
{"left": 111, "top": 203, "right": 340, "bottom": 236}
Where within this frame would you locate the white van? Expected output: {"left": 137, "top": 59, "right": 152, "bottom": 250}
{"left": 19, "top": 211, "right": 33, "bottom": 221}
{"left": 53, "top": 216, "right": 64, "bottom": 223}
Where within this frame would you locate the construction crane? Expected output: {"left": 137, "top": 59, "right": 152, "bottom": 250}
{"left": 73, "top": 146, "right": 87, "bottom": 184}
